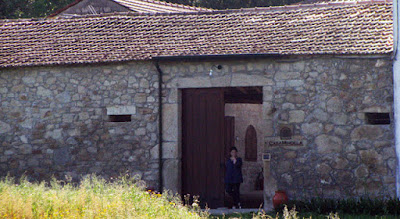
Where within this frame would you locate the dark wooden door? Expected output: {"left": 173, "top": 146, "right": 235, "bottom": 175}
{"left": 182, "top": 88, "right": 225, "bottom": 208}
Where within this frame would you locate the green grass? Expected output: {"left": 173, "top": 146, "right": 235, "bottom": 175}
{"left": 0, "top": 174, "right": 207, "bottom": 218}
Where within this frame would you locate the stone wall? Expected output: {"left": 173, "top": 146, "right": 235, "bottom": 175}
{"left": 0, "top": 55, "right": 396, "bottom": 208}
{"left": 159, "top": 56, "right": 396, "bottom": 205}
{"left": 0, "top": 62, "right": 160, "bottom": 188}
{"left": 225, "top": 104, "right": 264, "bottom": 193}
{"left": 268, "top": 57, "right": 396, "bottom": 199}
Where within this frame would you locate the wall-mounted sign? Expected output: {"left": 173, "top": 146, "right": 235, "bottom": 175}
{"left": 279, "top": 126, "right": 292, "bottom": 140}
{"left": 267, "top": 139, "right": 304, "bottom": 147}
{"left": 262, "top": 153, "right": 271, "bottom": 161}
{"left": 264, "top": 125, "right": 304, "bottom": 147}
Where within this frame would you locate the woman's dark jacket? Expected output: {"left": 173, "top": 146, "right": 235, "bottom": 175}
{"left": 224, "top": 157, "right": 243, "bottom": 184}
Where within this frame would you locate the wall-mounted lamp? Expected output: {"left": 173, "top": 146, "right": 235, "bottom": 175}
{"left": 268, "top": 107, "right": 277, "bottom": 115}
{"left": 209, "top": 64, "right": 223, "bottom": 76}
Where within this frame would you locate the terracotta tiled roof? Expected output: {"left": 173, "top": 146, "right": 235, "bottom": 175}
{"left": 0, "top": 0, "right": 393, "bottom": 68}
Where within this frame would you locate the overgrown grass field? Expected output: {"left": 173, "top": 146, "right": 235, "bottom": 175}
{"left": 1, "top": 175, "right": 399, "bottom": 219}
{"left": 0, "top": 175, "right": 207, "bottom": 218}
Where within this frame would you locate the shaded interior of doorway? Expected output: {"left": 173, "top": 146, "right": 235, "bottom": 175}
{"left": 224, "top": 87, "right": 264, "bottom": 209}
{"left": 181, "top": 86, "right": 263, "bottom": 209}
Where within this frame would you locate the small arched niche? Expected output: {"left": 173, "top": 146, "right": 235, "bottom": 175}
{"left": 245, "top": 125, "right": 257, "bottom": 161}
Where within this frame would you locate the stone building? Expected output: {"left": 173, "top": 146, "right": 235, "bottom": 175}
{"left": 0, "top": 0, "right": 396, "bottom": 209}
{"left": 50, "top": 0, "right": 212, "bottom": 18}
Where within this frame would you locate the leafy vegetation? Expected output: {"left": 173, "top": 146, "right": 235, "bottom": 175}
{"left": 210, "top": 206, "right": 341, "bottom": 219}
{"left": 0, "top": 174, "right": 207, "bottom": 218}
{"left": 0, "top": 0, "right": 74, "bottom": 19}
{"left": 274, "top": 197, "right": 400, "bottom": 216}
{"left": 0, "top": 0, "right": 303, "bottom": 19}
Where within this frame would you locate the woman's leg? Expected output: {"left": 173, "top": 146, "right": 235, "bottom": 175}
{"left": 225, "top": 183, "right": 233, "bottom": 196}
{"left": 232, "top": 183, "right": 241, "bottom": 207}
{"left": 236, "top": 183, "right": 241, "bottom": 208}
{"left": 226, "top": 183, "right": 236, "bottom": 208}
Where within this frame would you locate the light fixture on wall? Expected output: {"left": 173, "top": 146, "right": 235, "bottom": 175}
{"left": 209, "top": 64, "right": 223, "bottom": 76}
{"left": 268, "top": 106, "right": 277, "bottom": 115}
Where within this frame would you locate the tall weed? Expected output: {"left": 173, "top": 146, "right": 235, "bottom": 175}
{"left": 0, "top": 174, "right": 206, "bottom": 218}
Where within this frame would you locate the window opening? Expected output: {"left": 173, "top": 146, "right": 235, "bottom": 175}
{"left": 365, "top": 113, "right": 390, "bottom": 125}
{"left": 245, "top": 125, "right": 257, "bottom": 161}
{"left": 108, "top": 115, "right": 132, "bottom": 122}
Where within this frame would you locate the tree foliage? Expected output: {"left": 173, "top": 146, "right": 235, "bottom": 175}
{"left": 0, "top": 0, "right": 74, "bottom": 19}
{"left": 0, "top": 0, "right": 303, "bottom": 19}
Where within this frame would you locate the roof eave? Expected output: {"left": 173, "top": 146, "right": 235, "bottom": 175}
{"left": 152, "top": 52, "right": 393, "bottom": 61}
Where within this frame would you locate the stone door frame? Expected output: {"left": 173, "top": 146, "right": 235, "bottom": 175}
{"left": 161, "top": 73, "right": 275, "bottom": 208}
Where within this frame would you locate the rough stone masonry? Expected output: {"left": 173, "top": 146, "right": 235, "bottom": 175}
{"left": 159, "top": 56, "right": 396, "bottom": 200}
{"left": 0, "top": 62, "right": 161, "bottom": 188}
{"left": 0, "top": 55, "right": 396, "bottom": 203}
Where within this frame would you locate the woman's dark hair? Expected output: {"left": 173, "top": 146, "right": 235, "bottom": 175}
{"left": 230, "top": 147, "right": 238, "bottom": 152}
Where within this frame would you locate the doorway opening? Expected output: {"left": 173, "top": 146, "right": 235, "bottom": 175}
{"left": 181, "top": 86, "right": 263, "bottom": 209}
{"left": 224, "top": 87, "right": 264, "bottom": 209}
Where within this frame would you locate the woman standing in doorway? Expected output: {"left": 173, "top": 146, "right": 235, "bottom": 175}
{"left": 225, "top": 147, "right": 243, "bottom": 209}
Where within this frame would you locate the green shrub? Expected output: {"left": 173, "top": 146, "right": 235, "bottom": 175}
{"left": 386, "top": 197, "right": 400, "bottom": 215}
{"left": 275, "top": 197, "right": 400, "bottom": 216}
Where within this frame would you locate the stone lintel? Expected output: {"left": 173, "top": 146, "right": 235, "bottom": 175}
{"left": 177, "top": 77, "right": 211, "bottom": 88}
{"left": 231, "top": 74, "right": 274, "bottom": 86}
{"left": 106, "top": 105, "right": 136, "bottom": 115}
{"left": 361, "top": 106, "right": 392, "bottom": 113}
{"left": 176, "top": 75, "right": 274, "bottom": 89}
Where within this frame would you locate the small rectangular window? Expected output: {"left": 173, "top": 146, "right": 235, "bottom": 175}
{"left": 108, "top": 115, "right": 131, "bottom": 122}
{"left": 365, "top": 113, "right": 390, "bottom": 125}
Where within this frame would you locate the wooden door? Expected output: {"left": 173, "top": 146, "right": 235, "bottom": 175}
{"left": 182, "top": 88, "right": 225, "bottom": 208}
